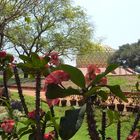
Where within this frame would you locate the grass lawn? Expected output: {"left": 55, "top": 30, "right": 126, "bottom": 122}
{"left": 5, "top": 92, "right": 138, "bottom": 140}
{"left": 0, "top": 75, "right": 139, "bottom": 92}
{"left": 107, "top": 75, "right": 138, "bottom": 91}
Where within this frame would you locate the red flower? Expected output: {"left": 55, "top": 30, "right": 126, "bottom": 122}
{"left": 85, "top": 73, "right": 96, "bottom": 84}
{"left": 1, "top": 119, "right": 15, "bottom": 133}
{"left": 85, "top": 64, "right": 108, "bottom": 85}
{"left": 87, "top": 64, "right": 101, "bottom": 74}
{"left": 126, "top": 131, "right": 140, "bottom": 140}
{"left": 44, "top": 131, "right": 55, "bottom": 140}
{"left": 44, "top": 133, "right": 53, "bottom": 140}
{"left": 100, "top": 77, "right": 107, "bottom": 85}
{"left": 46, "top": 52, "right": 60, "bottom": 66}
{"left": 50, "top": 52, "right": 59, "bottom": 65}
{"left": 28, "top": 109, "right": 45, "bottom": 120}
{"left": 45, "top": 70, "right": 70, "bottom": 85}
{"left": 0, "top": 51, "right": 6, "bottom": 58}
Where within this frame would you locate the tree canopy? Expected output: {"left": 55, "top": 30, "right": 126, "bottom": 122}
{"left": 0, "top": 0, "right": 38, "bottom": 49}
{"left": 3, "top": 0, "right": 93, "bottom": 58}
{"left": 108, "top": 40, "right": 140, "bottom": 69}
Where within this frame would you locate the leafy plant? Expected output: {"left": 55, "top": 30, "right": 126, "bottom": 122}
{"left": 0, "top": 51, "right": 139, "bottom": 140}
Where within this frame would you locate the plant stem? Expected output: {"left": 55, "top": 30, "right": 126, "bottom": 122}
{"left": 13, "top": 66, "right": 28, "bottom": 115}
{"left": 42, "top": 113, "right": 48, "bottom": 139}
{"left": 101, "top": 110, "right": 106, "bottom": 140}
{"left": 3, "top": 70, "right": 9, "bottom": 100}
{"left": 50, "top": 106, "right": 58, "bottom": 139}
{"left": 130, "top": 110, "right": 140, "bottom": 134}
{"left": 117, "top": 120, "right": 121, "bottom": 140}
{"left": 35, "top": 73, "right": 42, "bottom": 140}
{"left": 86, "top": 96, "right": 100, "bottom": 140}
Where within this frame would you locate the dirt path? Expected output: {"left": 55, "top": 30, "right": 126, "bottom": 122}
{"left": 10, "top": 88, "right": 46, "bottom": 100}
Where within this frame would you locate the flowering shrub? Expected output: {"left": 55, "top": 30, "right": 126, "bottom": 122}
{"left": 0, "top": 51, "right": 139, "bottom": 140}
{"left": 85, "top": 64, "right": 107, "bottom": 85}
{"left": 1, "top": 119, "right": 15, "bottom": 133}
{"left": 28, "top": 109, "right": 45, "bottom": 120}
{"left": 45, "top": 70, "right": 70, "bottom": 85}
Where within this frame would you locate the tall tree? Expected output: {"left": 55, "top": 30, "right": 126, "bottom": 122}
{"left": 5, "top": 0, "right": 93, "bottom": 57}
{"left": 0, "top": 0, "right": 38, "bottom": 50}
{"left": 108, "top": 40, "right": 140, "bottom": 69}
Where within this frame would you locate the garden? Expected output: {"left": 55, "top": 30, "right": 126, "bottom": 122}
{"left": 0, "top": 51, "right": 140, "bottom": 140}
{"left": 0, "top": 0, "right": 140, "bottom": 140}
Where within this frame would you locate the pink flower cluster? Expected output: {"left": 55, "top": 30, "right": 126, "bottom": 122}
{"left": 85, "top": 64, "right": 107, "bottom": 85}
{"left": 46, "top": 52, "right": 60, "bottom": 66}
{"left": 0, "top": 51, "right": 6, "bottom": 58}
{"left": 45, "top": 70, "right": 70, "bottom": 85}
{"left": 28, "top": 109, "right": 45, "bottom": 120}
{"left": 45, "top": 70, "right": 69, "bottom": 107}
{"left": 1, "top": 119, "right": 15, "bottom": 133}
{"left": 126, "top": 131, "right": 140, "bottom": 140}
{"left": 0, "top": 51, "right": 14, "bottom": 63}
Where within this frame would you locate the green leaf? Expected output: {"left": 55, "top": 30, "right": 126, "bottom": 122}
{"left": 107, "top": 85, "right": 128, "bottom": 102}
{"left": 106, "top": 110, "right": 114, "bottom": 126}
{"left": 19, "top": 129, "right": 33, "bottom": 139}
{"left": 113, "top": 110, "right": 120, "bottom": 120}
{"left": 107, "top": 110, "right": 120, "bottom": 127}
{"left": 19, "top": 55, "right": 31, "bottom": 62}
{"left": 5, "top": 67, "right": 13, "bottom": 81}
{"left": 18, "top": 126, "right": 30, "bottom": 135}
{"left": 59, "top": 104, "right": 86, "bottom": 140}
{"left": 49, "top": 111, "right": 59, "bottom": 135}
{"left": 136, "top": 82, "right": 140, "bottom": 91}
{"left": 104, "top": 64, "right": 119, "bottom": 74}
{"left": 31, "top": 53, "right": 41, "bottom": 67}
{"left": 57, "top": 64, "right": 85, "bottom": 88}
{"left": 97, "top": 90, "right": 109, "bottom": 101}
{"left": 84, "top": 86, "right": 100, "bottom": 97}
{"left": 25, "top": 16, "right": 31, "bottom": 23}
{"left": 46, "top": 84, "right": 81, "bottom": 99}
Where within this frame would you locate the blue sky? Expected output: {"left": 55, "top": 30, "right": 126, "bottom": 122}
{"left": 74, "top": 0, "right": 140, "bottom": 49}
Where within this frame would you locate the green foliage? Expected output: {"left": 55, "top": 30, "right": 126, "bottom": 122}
{"left": 18, "top": 53, "right": 49, "bottom": 75}
{"left": 5, "top": 66, "right": 13, "bottom": 81}
{"left": 59, "top": 105, "right": 86, "bottom": 140}
{"left": 5, "top": 0, "right": 93, "bottom": 58}
{"left": 91, "top": 64, "right": 118, "bottom": 86}
{"left": 108, "top": 39, "right": 140, "bottom": 69}
{"left": 0, "top": 49, "right": 133, "bottom": 140}
{"left": 107, "top": 110, "right": 120, "bottom": 126}
{"left": 46, "top": 84, "right": 81, "bottom": 99}
{"left": 136, "top": 82, "right": 140, "bottom": 91}
{"left": 107, "top": 85, "right": 128, "bottom": 102}
{"left": 57, "top": 64, "right": 86, "bottom": 88}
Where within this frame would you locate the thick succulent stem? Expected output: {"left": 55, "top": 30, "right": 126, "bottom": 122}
{"left": 117, "top": 120, "right": 121, "bottom": 140}
{"left": 35, "top": 73, "right": 42, "bottom": 140}
{"left": 13, "top": 66, "right": 28, "bottom": 115}
{"left": 130, "top": 110, "right": 140, "bottom": 135}
{"left": 3, "top": 70, "right": 10, "bottom": 100}
{"left": 101, "top": 110, "right": 106, "bottom": 140}
{"left": 86, "top": 96, "right": 100, "bottom": 140}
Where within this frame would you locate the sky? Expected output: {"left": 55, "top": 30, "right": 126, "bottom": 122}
{"left": 74, "top": 0, "right": 140, "bottom": 49}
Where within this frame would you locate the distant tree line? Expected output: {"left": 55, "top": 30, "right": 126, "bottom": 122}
{"left": 108, "top": 39, "right": 140, "bottom": 71}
